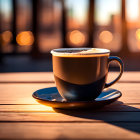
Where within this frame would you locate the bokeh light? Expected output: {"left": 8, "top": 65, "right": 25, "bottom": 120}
{"left": 1, "top": 31, "right": 13, "bottom": 44}
{"left": 136, "top": 29, "right": 140, "bottom": 40}
{"left": 68, "top": 30, "right": 86, "bottom": 45}
{"left": 99, "top": 30, "right": 113, "bottom": 43}
{"left": 16, "top": 31, "right": 34, "bottom": 46}
{"left": 136, "top": 29, "right": 140, "bottom": 50}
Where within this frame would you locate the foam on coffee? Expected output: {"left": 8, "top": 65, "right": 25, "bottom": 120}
{"left": 51, "top": 48, "right": 110, "bottom": 57}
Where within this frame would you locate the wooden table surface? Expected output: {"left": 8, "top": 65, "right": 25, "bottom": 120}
{"left": 0, "top": 72, "right": 140, "bottom": 140}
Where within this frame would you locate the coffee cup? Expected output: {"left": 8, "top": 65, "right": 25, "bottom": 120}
{"left": 51, "top": 48, "right": 123, "bottom": 101}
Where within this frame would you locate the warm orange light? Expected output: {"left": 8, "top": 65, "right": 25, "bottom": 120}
{"left": 16, "top": 31, "right": 34, "bottom": 46}
{"left": 135, "top": 29, "right": 140, "bottom": 50}
{"left": 69, "top": 30, "right": 85, "bottom": 45}
{"left": 136, "top": 29, "right": 140, "bottom": 40}
{"left": 137, "top": 42, "right": 140, "bottom": 50}
{"left": 1, "top": 31, "right": 13, "bottom": 43}
{"left": 99, "top": 31, "right": 113, "bottom": 43}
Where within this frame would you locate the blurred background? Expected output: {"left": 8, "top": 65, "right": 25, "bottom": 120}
{"left": 0, "top": 0, "right": 140, "bottom": 72}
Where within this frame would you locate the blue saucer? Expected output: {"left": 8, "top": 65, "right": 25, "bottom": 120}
{"left": 32, "top": 87, "right": 122, "bottom": 109}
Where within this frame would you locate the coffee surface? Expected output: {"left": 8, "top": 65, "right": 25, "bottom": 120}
{"left": 51, "top": 48, "right": 110, "bottom": 57}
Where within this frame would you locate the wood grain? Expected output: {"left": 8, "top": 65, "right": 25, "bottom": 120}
{"left": 0, "top": 83, "right": 140, "bottom": 104}
{"left": 0, "top": 72, "right": 140, "bottom": 140}
{"left": 0, "top": 72, "right": 54, "bottom": 82}
{"left": 0, "top": 112, "right": 140, "bottom": 122}
{"left": 0, "top": 123, "right": 140, "bottom": 139}
{"left": 0, "top": 103, "right": 140, "bottom": 112}
{"left": 0, "top": 83, "right": 55, "bottom": 104}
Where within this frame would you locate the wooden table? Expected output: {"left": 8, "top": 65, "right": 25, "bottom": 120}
{"left": 0, "top": 72, "right": 140, "bottom": 139}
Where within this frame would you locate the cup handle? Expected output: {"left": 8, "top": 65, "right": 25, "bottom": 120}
{"left": 104, "top": 56, "right": 124, "bottom": 88}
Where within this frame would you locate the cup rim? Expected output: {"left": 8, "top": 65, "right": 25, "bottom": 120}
{"left": 51, "top": 48, "right": 110, "bottom": 57}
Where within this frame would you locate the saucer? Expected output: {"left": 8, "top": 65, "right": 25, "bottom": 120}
{"left": 32, "top": 87, "right": 122, "bottom": 109}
